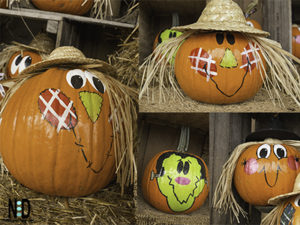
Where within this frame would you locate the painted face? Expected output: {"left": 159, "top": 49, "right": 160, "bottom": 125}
{"left": 0, "top": 68, "right": 114, "bottom": 196}
{"left": 234, "top": 143, "right": 300, "bottom": 205}
{"left": 246, "top": 19, "right": 262, "bottom": 30}
{"left": 153, "top": 29, "right": 183, "bottom": 65}
{"left": 7, "top": 51, "right": 42, "bottom": 78}
{"left": 175, "top": 32, "right": 265, "bottom": 104}
{"left": 292, "top": 26, "right": 300, "bottom": 58}
{"left": 280, "top": 195, "right": 300, "bottom": 225}
{"left": 156, "top": 152, "right": 207, "bottom": 212}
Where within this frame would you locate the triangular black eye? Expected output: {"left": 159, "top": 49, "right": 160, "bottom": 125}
{"left": 173, "top": 32, "right": 177, "bottom": 38}
{"left": 24, "top": 56, "right": 32, "bottom": 67}
{"left": 216, "top": 33, "right": 224, "bottom": 45}
{"left": 226, "top": 33, "right": 235, "bottom": 45}
{"left": 183, "top": 162, "right": 189, "bottom": 175}
{"left": 177, "top": 161, "right": 183, "bottom": 173}
{"left": 92, "top": 77, "right": 105, "bottom": 94}
{"left": 169, "top": 32, "right": 173, "bottom": 39}
{"left": 15, "top": 54, "right": 22, "bottom": 66}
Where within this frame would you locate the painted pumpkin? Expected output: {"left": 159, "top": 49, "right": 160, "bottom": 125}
{"left": 175, "top": 32, "right": 265, "bottom": 104}
{"left": 142, "top": 150, "right": 209, "bottom": 214}
{"left": 7, "top": 51, "right": 42, "bottom": 78}
{"left": 233, "top": 143, "right": 300, "bottom": 205}
{"left": 246, "top": 19, "right": 262, "bottom": 30}
{"left": 292, "top": 25, "right": 300, "bottom": 58}
{"left": 278, "top": 195, "right": 300, "bottom": 225}
{"left": 0, "top": 67, "right": 114, "bottom": 197}
{"left": 31, "top": 0, "right": 93, "bottom": 15}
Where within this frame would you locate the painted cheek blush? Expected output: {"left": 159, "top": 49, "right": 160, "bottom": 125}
{"left": 244, "top": 158, "right": 258, "bottom": 175}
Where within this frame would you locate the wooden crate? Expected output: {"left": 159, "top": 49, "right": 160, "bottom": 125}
{"left": 0, "top": 7, "right": 135, "bottom": 60}
{"left": 135, "top": 113, "right": 210, "bottom": 225}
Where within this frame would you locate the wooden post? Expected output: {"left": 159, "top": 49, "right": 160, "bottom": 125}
{"left": 263, "top": 0, "right": 292, "bottom": 52}
{"left": 56, "top": 20, "right": 80, "bottom": 48}
{"left": 209, "top": 113, "right": 251, "bottom": 225}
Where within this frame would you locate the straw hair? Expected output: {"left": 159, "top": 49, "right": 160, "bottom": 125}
{"left": 212, "top": 138, "right": 300, "bottom": 223}
{"left": 173, "top": 0, "right": 269, "bottom": 36}
{"left": 0, "top": 56, "right": 137, "bottom": 195}
{"left": 139, "top": 29, "right": 300, "bottom": 109}
{"left": 261, "top": 204, "right": 283, "bottom": 225}
{"left": 11, "top": 33, "right": 55, "bottom": 54}
{"left": 20, "top": 46, "right": 116, "bottom": 75}
{"left": 268, "top": 173, "right": 300, "bottom": 205}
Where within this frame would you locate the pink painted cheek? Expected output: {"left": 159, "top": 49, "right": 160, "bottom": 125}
{"left": 296, "top": 35, "right": 300, "bottom": 44}
{"left": 244, "top": 158, "right": 259, "bottom": 175}
{"left": 288, "top": 156, "right": 299, "bottom": 170}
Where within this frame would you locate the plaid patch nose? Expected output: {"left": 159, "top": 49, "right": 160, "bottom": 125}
{"left": 189, "top": 48, "right": 217, "bottom": 82}
{"left": 240, "top": 42, "right": 261, "bottom": 73}
{"left": 38, "top": 88, "right": 78, "bottom": 132}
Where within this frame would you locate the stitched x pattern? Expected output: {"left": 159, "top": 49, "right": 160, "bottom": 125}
{"left": 38, "top": 88, "right": 77, "bottom": 132}
{"left": 189, "top": 48, "right": 217, "bottom": 82}
{"left": 240, "top": 42, "right": 260, "bottom": 73}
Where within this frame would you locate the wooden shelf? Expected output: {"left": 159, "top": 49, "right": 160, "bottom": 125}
{"left": 0, "top": 8, "right": 135, "bottom": 29}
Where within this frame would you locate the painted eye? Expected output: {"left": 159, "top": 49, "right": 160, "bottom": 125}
{"left": 18, "top": 56, "right": 32, "bottom": 73}
{"left": 66, "top": 69, "right": 86, "bottom": 89}
{"left": 246, "top": 21, "right": 254, "bottom": 27}
{"left": 274, "top": 144, "right": 287, "bottom": 159}
{"left": 294, "top": 195, "right": 300, "bottom": 207}
{"left": 257, "top": 144, "right": 271, "bottom": 159}
{"left": 177, "top": 161, "right": 183, "bottom": 174}
{"left": 10, "top": 54, "right": 22, "bottom": 74}
{"left": 183, "top": 162, "right": 189, "bottom": 175}
{"left": 216, "top": 33, "right": 224, "bottom": 45}
{"left": 85, "top": 71, "right": 105, "bottom": 93}
{"left": 226, "top": 33, "right": 235, "bottom": 45}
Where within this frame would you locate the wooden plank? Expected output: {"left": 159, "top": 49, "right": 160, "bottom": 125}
{"left": 263, "top": 0, "right": 292, "bottom": 52}
{"left": 209, "top": 113, "right": 251, "bottom": 225}
{"left": 3, "top": 7, "right": 135, "bottom": 29}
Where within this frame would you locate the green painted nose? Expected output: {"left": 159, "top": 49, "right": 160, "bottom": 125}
{"left": 219, "top": 48, "right": 238, "bottom": 68}
{"left": 79, "top": 91, "right": 103, "bottom": 123}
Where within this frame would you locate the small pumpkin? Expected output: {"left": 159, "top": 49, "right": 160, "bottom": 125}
{"left": 142, "top": 150, "right": 209, "bottom": 214}
{"left": 234, "top": 143, "right": 300, "bottom": 205}
{"left": 0, "top": 67, "right": 115, "bottom": 197}
{"left": 31, "top": 0, "right": 93, "bottom": 15}
{"left": 292, "top": 25, "right": 300, "bottom": 58}
{"left": 246, "top": 19, "right": 262, "bottom": 30}
{"left": 7, "top": 51, "right": 42, "bottom": 78}
{"left": 175, "top": 32, "right": 265, "bottom": 104}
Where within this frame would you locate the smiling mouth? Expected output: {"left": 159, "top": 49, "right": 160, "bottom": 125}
{"left": 203, "top": 59, "right": 250, "bottom": 98}
{"left": 258, "top": 165, "right": 281, "bottom": 187}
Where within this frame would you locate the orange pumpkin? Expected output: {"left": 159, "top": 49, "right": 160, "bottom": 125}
{"left": 142, "top": 150, "right": 209, "bottom": 214}
{"left": 292, "top": 25, "right": 300, "bottom": 58}
{"left": 234, "top": 143, "right": 300, "bottom": 205}
{"left": 175, "top": 32, "right": 265, "bottom": 104}
{"left": 31, "top": 0, "right": 93, "bottom": 15}
{"left": 246, "top": 19, "right": 262, "bottom": 30}
{"left": 278, "top": 195, "right": 300, "bottom": 225}
{"left": 0, "top": 67, "right": 115, "bottom": 197}
{"left": 7, "top": 51, "right": 42, "bottom": 78}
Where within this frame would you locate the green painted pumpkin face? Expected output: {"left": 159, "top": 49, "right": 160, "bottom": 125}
{"left": 142, "top": 150, "right": 209, "bottom": 214}
{"left": 157, "top": 152, "right": 206, "bottom": 212}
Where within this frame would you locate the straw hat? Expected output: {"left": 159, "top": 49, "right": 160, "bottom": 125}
{"left": 268, "top": 173, "right": 300, "bottom": 205}
{"left": 11, "top": 33, "right": 55, "bottom": 54}
{"left": 20, "top": 46, "right": 115, "bottom": 75}
{"left": 173, "top": 0, "right": 269, "bottom": 37}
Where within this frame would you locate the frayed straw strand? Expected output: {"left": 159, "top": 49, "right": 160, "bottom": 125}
{"left": 261, "top": 204, "right": 283, "bottom": 225}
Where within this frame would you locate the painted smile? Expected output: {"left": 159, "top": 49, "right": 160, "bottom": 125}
{"left": 258, "top": 165, "right": 281, "bottom": 187}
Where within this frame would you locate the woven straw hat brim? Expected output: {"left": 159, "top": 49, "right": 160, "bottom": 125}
{"left": 172, "top": 21, "right": 269, "bottom": 36}
{"left": 20, "top": 57, "right": 115, "bottom": 75}
{"left": 268, "top": 191, "right": 300, "bottom": 205}
{"left": 11, "top": 41, "right": 50, "bottom": 54}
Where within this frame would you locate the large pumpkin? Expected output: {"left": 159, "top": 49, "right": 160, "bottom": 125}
{"left": 7, "top": 50, "right": 42, "bottom": 78}
{"left": 31, "top": 0, "right": 93, "bottom": 15}
{"left": 175, "top": 32, "right": 265, "bottom": 104}
{"left": 292, "top": 25, "right": 300, "bottom": 58}
{"left": 0, "top": 67, "right": 115, "bottom": 197}
{"left": 278, "top": 195, "right": 300, "bottom": 225}
{"left": 234, "top": 143, "right": 300, "bottom": 205}
{"left": 142, "top": 150, "right": 209, "bottom": 214}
